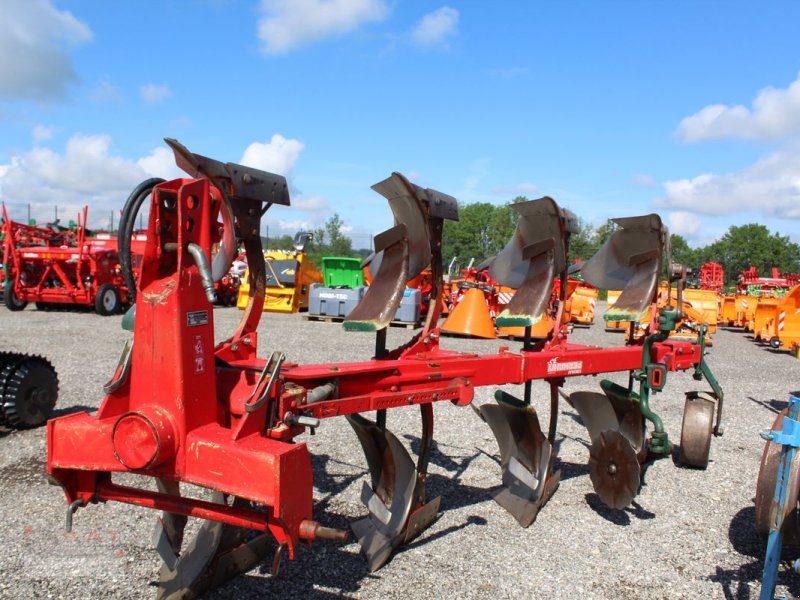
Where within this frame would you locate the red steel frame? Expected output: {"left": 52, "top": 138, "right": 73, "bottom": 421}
{"left": 47, "top": 176, "right": 707, "bottom": 562}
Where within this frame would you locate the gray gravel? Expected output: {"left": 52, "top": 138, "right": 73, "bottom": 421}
{"left": 1, "top": 302, "right": 799, "bottom": 599}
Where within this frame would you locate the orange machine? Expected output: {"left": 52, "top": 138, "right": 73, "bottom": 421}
{"left": 760, "top": 284, "right": 800, "bottom": 350}
{"left": 568, "top": 283, "right": 598, "bottom": 325}
{"left": 604, "top": 290, "right": 626, "bottom": 331}
{"left": 682, "top": 288, "right": 719, "bottom": 334}
{"left": 752, "top": 296, "right": 780, "bottom": 339}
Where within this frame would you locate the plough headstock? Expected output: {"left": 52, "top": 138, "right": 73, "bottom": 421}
{"left": 46, "top": 140, "right": 723, "bottom": 599}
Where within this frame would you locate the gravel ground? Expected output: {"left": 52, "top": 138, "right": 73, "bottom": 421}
{"left": 1, "top": 302, "right": 799, "bottom": 599}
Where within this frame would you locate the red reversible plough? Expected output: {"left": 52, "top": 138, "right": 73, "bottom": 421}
{"left": 47, "top": 140, "right": 723, "bottom": 599}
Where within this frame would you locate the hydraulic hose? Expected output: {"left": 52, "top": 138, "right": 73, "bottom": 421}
{"left": 186, "top": 243, "right": 218, "bottom": 304}
{"left": 118, "top": 178, "right": 165, "bottom": 303}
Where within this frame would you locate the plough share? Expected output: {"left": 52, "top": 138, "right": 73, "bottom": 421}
{"left": 47, "top": 140, "right": 723, "bottom": 599}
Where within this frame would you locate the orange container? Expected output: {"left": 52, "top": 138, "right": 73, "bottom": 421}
{"left": 440, "top": 287, "right": 496, "bottom": 339}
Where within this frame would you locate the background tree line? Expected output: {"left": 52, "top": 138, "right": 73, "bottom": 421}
{"left": 266, "top": 199, "right": 800, "bottom": 287}
{"left": 441, "top": 198, "right": 800, "bottom": 287}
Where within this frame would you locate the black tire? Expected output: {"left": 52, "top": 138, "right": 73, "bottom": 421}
{"left": 1, "top": 357, "right": 59, "bottom": 428}
{"left": 0, "top": 352, "right": 21, "bottom": 427}
{"left": 4, "top": 286, "right": 27, "bottom": 311}
{"left": 95, "top": 284, "right": 120, "bottom": 316}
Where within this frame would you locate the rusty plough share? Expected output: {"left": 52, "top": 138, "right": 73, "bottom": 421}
{"left": 47, "top": 140, "right": 723, "bottom": 599}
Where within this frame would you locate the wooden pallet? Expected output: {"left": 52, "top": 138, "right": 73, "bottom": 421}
{"left": 302, "top": 314, "right": 419, "bottom": 329}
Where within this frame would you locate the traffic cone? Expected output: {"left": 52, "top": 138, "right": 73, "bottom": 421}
{"left": 441, "top": 288, "right": 496, "bottom": 339}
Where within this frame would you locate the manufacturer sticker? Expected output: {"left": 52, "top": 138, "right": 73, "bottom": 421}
{"left": 186, "top": 310, "right": 209, "bottom": 327}
{"left": 546, "top": 357, "right": 584, "bottom": 375}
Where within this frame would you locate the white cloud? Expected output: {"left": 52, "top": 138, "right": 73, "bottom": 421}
{"left": 32, "top": 125, "right": 54, "bottom": 142}
{"left": 0, "top": 0, "right": 92, "bottom": 101}
{"left": 292, "top": 195, "right": 328, "bottom": 212}
{"left": 137, "top": 147, "right": 185, "bottom": 180}
{"left": 656, "top": 141, "right": 800, "bottom": 218}
{"left": 411, "top": 6, "right": 459, "bottom": 48}
{"left": 667, "top": 211, "right": 702, "bottom": 238}
{"left": 257, "top": 0, "right": 389, "bottom": 54}
{"left": 274, "top": 219, "right": 315, "bottom": 233}
{"left": 140, "top": 84, "right": 172, "bottom": 105}
{"left": 0, "top": 134, "right": 309, "bottom": 229}
{"left": 0, "top": 134, "right": 148, "bottom": 228}
{"left": 240, "top": 134, "right": 305, "bottom": 175}
{"left": 677, "top": 71, "right": 800, "bottom": 142}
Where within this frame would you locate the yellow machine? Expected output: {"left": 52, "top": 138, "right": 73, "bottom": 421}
{"left": 682, "top": 288, "right": 719, "bottom": 334}
{"left": 752, "top": 296, "right": 780, "bottom": 339}
{"left": 604, "top": 290, "right": 625, "bottom": 331}
{"left": 236, "top": 232, "right": 323, "bottom": 313}
{"left": 719, "top": 295, "right": 736, "bottom": 326}
{"left": 568, "top": 283, "right": 598, "bottom": 325}
{"left": 735, "top": 294, "right": 758, "bottom": 329}
{"left": 625, "top": 283, "right": 715, "bottom": 345}
{"left": 758, "top": 286, "right": 800, "bottom": 350}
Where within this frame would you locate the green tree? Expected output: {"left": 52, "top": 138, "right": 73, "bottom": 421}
{"left": 703, "top": 224, "right": 800, "bottom": 285}
{"left": 263, "top": 234, "right": 294, "bottom": 251}
{"left": 569, "top": 216, "right": 598, "bottom": 262}
{"left": 593, "top": 219, "right": 619, "bottom": 248}
{"left": 306, "top": 213, "right": 355, "bottom": 266}
{"left": 442, "top": 199, "right": 524, "bottom": 267}
{"left": 669, "top": 234, "right": 697, "bottom": 269}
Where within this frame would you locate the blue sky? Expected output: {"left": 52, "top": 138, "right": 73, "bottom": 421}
{"left": 1, "top": 1, "right": 799, "bottom": 249}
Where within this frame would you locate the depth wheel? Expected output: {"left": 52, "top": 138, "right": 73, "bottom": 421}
{"left": 755, "top": 408, "right": 800, "bottom": 545}
{"left": 678, "top": 394, "right": 714, "bottom": 468}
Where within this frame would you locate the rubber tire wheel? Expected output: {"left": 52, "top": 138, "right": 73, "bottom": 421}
{"left": 95, "top": 284, "right": 120, "bottom": 316}
{"left": 1, "top": 358, "right": 58, "bottom": 428}
{"left": 4, "top": 286, "right": 27, "bottom": 311}
{"left": 0, "top": 353, "right": 22, "bottom": 427}
{"left": 678, "top": 395, "right": 714, "bottom": 468}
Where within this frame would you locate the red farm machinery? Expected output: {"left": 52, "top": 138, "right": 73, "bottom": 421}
{"left": 46, "top": 140, "right": 724, "bottom": 599}
{"left": 1, "top": 205, "right": 143, "bottom": 315}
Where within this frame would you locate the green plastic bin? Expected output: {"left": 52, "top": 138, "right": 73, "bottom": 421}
{"left": 322, "top": 257, "right": 364, "bottom": 288}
